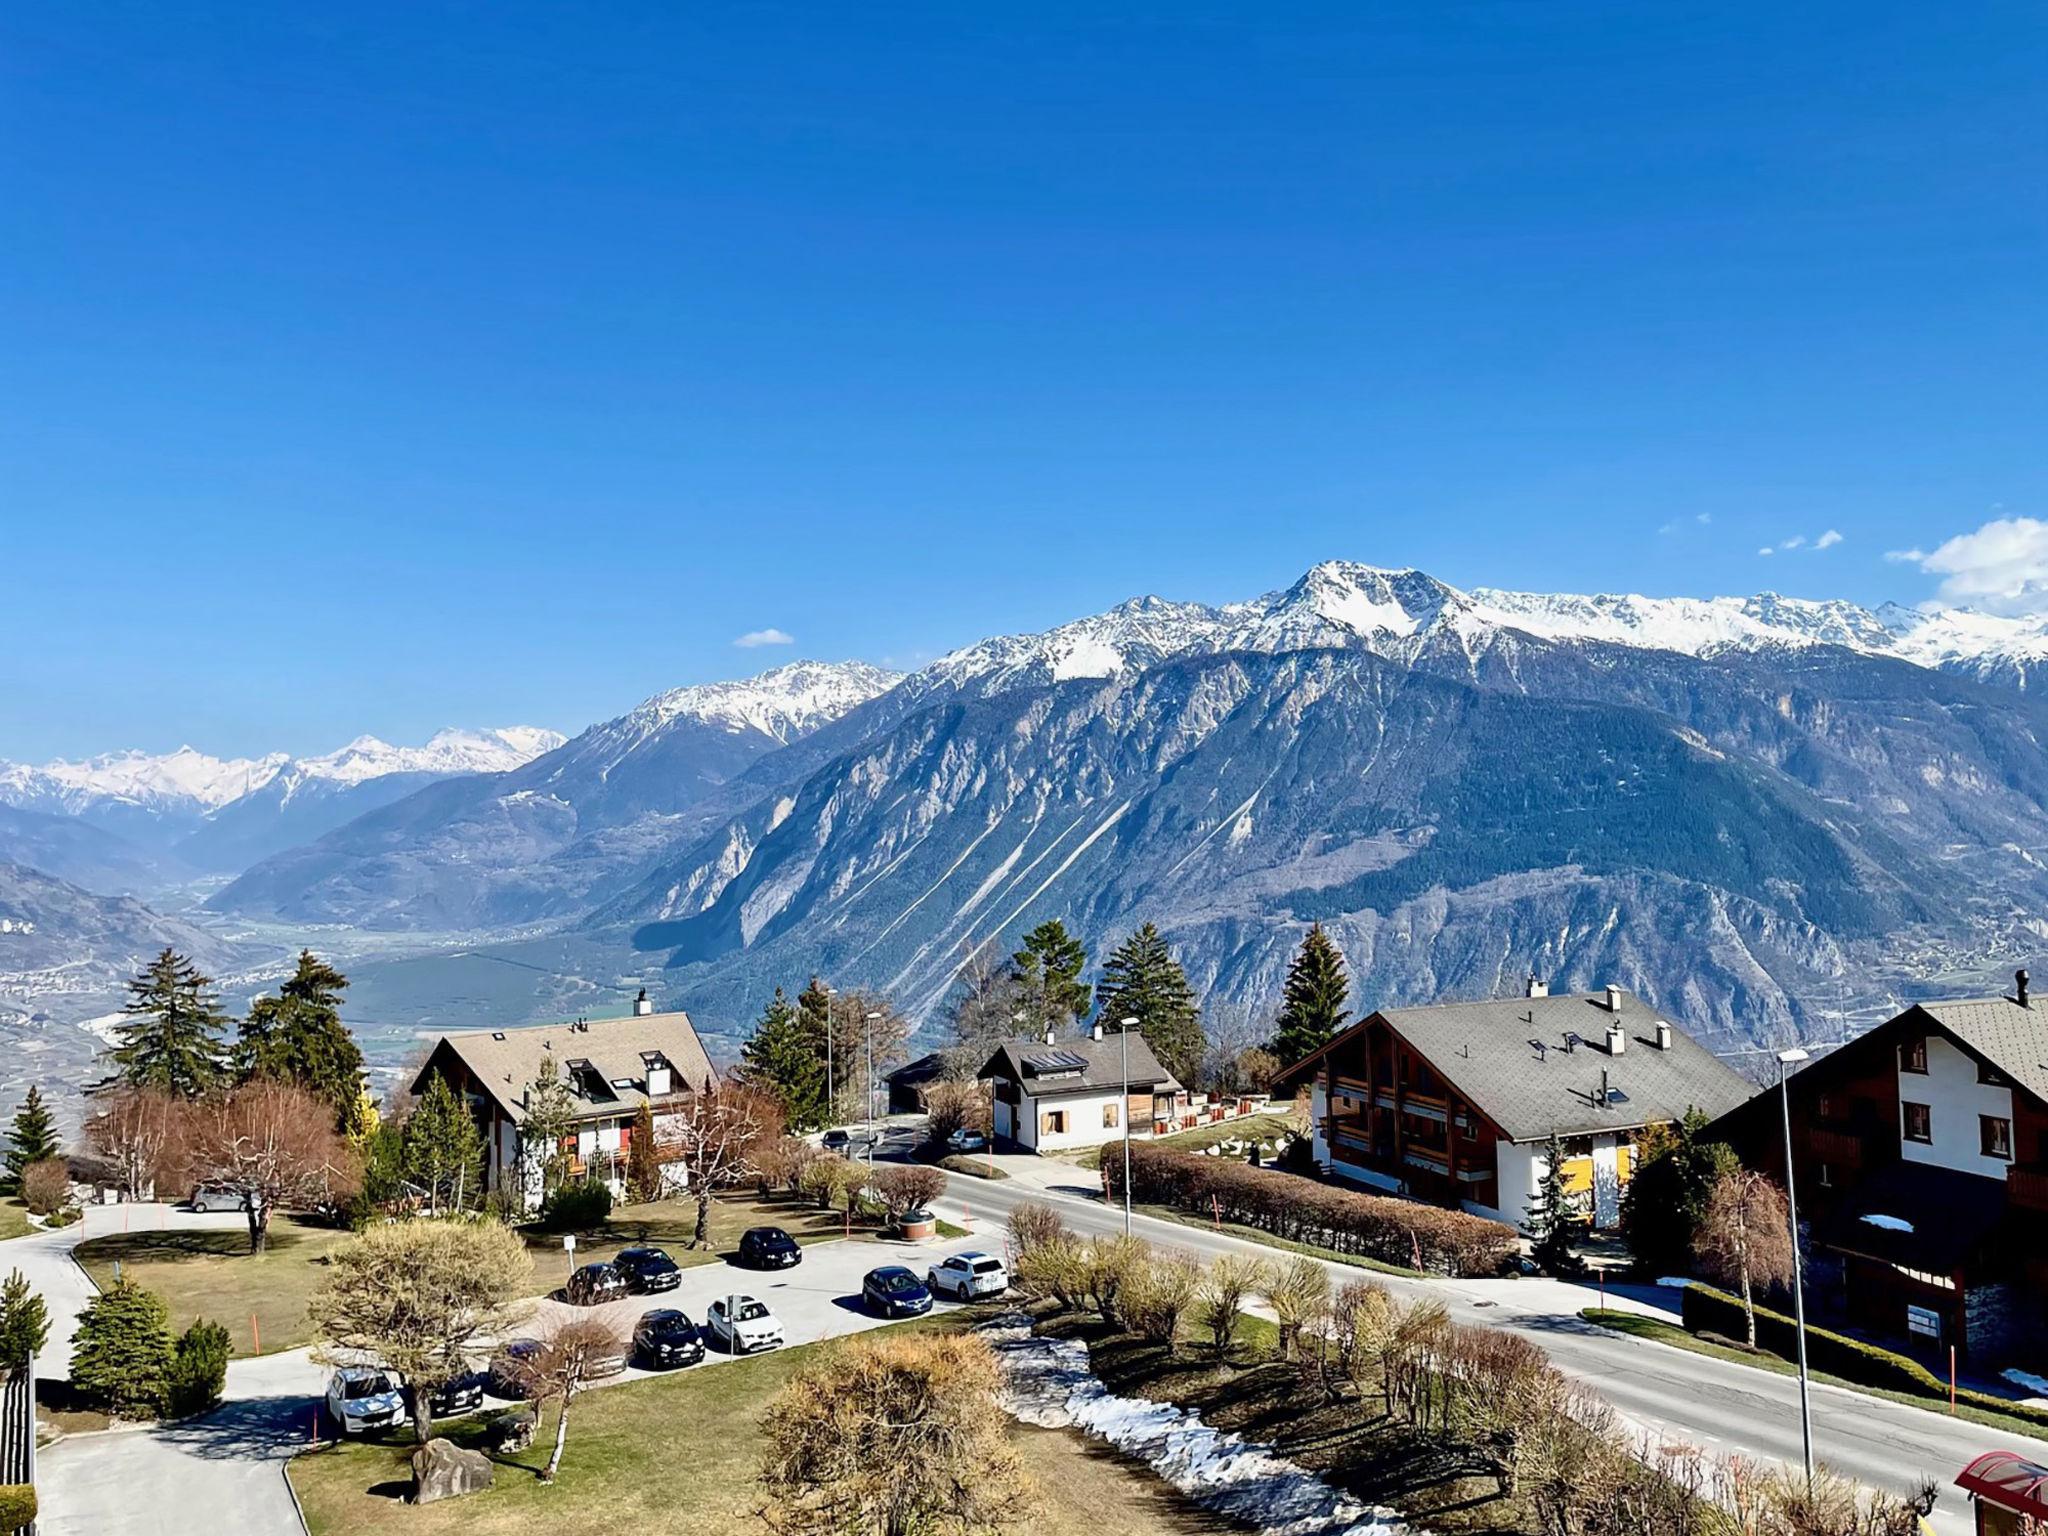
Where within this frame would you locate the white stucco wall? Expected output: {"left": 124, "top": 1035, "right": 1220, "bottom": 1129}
{"left": 1898, "top": 1034, "right": 2013, "bottom": 1180}
{"left": 1493, "top": 1140, "right": 1540, "bottom": 1228}
{"left": 1018, "top": 1088, "right": 1128, "bottom": 1151}
{"left": 1591, "top": 1137, "right": 1622, "bottom": 1228}
{"left": 1309, "top": 1082, "right": 1329, "bottom": 1166}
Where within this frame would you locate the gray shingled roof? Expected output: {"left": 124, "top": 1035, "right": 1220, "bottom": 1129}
{"left": 1286, "top": 990, "right": 1753, "bottom": 1143}
{"left": 977, "top": 1029, "right": 1183, "bottom": 1095}
{"left": 1913, "top": 996, "right": 2048, "bottom": 1106}
{"left": 422, "top": 1009, "right": 715, "bottom": 1124}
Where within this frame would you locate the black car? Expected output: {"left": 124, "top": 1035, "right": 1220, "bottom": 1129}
{"left": 821, "top": 1128, "right": 852, "bottom": 1152}
{"left": 738, "top": 1226, "right": 802, "bottom": 1269}
{"left": 632, "top": 1308, "right": 705, "bottom": 1369}
{"left": 488, "top": 1339, "right": 540, "bottom": 1398}
{"left": 613, "top": 1246, "right": 682, "bottom": 1293}
{"left": 861, "top": 1265, "right": 933, "bottom": 1319}
{"left": 564, "top": 1262, "right": 629, "bottom": 1306}
{"left": 429, "top": 1373, "right": 485, "bottom": 1418}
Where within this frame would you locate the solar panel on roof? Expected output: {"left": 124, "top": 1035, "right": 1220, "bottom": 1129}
{"left": 1022, "top": 1049, "right": 1090, "bottom": 1075}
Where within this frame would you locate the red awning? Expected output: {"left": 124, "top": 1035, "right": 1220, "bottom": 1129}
{"left": 1957, "top": 1451, "right": 2048, "bottom": 1518}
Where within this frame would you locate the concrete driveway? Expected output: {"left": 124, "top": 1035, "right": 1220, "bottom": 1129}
{"left": 35, "top": 1219, "right": 996, "bottom": 1536}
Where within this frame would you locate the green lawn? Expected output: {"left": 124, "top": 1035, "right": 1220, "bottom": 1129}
{"left": 1578, "top": 1308, "right": 2048, "bottom": 1441}
{"left": 74, "top": 1215, "right": 354, "bottom": 1357}
{"left": 0, "top": 1200, "right": 33, "bottom": 1242}
{"left": 289, "top": 1312, "right": 1226, "bottom": 1536}
{"left": 1071, "top": 1111, "right": 1295, "bottom": 1172}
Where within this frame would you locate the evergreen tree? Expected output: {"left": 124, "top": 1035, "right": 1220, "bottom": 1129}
{"left": 0, "top": 1269, "right": 49, "bottom": 1370}
{"left": 1269, "top": 924, "right": 1351, "bottom": 1065}
{"left": 1526, "top": 1131, "right": 1587, "bottom": 1277}
{"left": 519, "top": 1056, "right": 576, "bottom": 1197}
{"left": 1009, "top": 919, "right": 1091, "bottom": 1036}
{"left": 3, "top": 1086, "right": 60, "bottom": 1193}
{"left": 402, "top": 1072, "right": 484, "bottom": 1215}
{"left": 235, "top": 951, "right": 367, "bottom": 1132}
{"left": 71, "top": 1280, "right": 174, "bottom": 1418}
{"left": 1094, "top": 923, "right": 1207, "bottom": 1088}
{"left": 627, "top": 1100, "right": 662, "bottom": 1203}
{"left": 111, "top": 949, "right": 229, "bottom": 1098}
{"left": 739, "top": 987, "right": 828, "bottom": 1129}
{"left": 1620, "top": 1107, "right": 1740, "bottom": 1278}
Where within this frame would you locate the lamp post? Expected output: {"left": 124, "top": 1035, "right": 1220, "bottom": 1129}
{"left": 865, "top": 1010, "right": 882, "bottom": 1169}
{"left": 1120, "top": 1014, "right": 1140, "bottom": 1235}
{"left": 1776, "top": 1046, "right": 1814, "bottom": 1485}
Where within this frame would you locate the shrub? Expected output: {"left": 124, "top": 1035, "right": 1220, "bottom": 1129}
{"left": 1105, "top": 1141, "right": 1517, "bottom": 1277}
{"left": 1262, "top": 1255, "right": 1331, "bottom": 1361}
{"left": 166, "top": 1319, "right": 232, "bottom": 1417}
{"left": 1005, "top": 1200, "right": 1068, "bottom": 1259}
{"left": 71, "top": 1281, "right": 173, "bottom": 1418}
{"left": 1122, "top": 1249, "right": 1201, "bottom": 1348}
{"left": 874, "top": 1165, "right": 945, "bottom": 1222}
{"left": 0, "top": 1270, "right": 48, "bottom": 1370}
{"left": 938, "top": 1155, "right": 1008, "bottom": 1180}
{"left": 1679, "top": 1282, "right": 2048, "bottom": 1429}
{"left": 536, "top": 1178, "right": 612, "bottom": 1233}
{"left": 1197, "top": 1253, "right": 1268, "bottom": 1356}
{"left": 19, "top": 1159, "right": 69, "bottom": 1217}
{"left": 1013, "top": 1235, "right": 1089, "bottom": 1310}
{"left": 0, "top": 1485, "right": 35, "bottom": 1531}
{"left": 753, "top": 1136, "right": 820, "bottom": 1197}
{"left": 920, "top": 1081, "right": 990, "bottom": 1149}
{"left": 1083, "top": 1236, "right": 1151, "bottom": 1326}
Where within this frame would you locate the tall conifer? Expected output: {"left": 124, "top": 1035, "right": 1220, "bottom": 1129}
{"left": 1269, "top": 924, "right": 1351, "bottom": 1065}
{"left": 1094, "top": 923, "right": 1206, "bottom": 1088}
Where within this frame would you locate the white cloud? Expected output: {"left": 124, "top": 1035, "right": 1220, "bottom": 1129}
{"left": 1696, "top": 513, "right": 1713, "bottom": 525}
{"left": 1884, "top": 547, "right": 1926, "bottom": 564}
{"left": 1658, "top": 520, "right": 1679, "bottom": 536}
{"left": 1900, "top": 515, "right": 2048, "bottom": 614}
{"left": 1814, "top": 529, "right": 1843, "bottom": 550}
{"left": 1780, "top": 534, "right": 1806, "bottom": 550}
{"left": 733, "top": 627, "right": 795, "bottom": 648}
{"left": 1758, "top": 546, "right": 1775, "bottom": 557}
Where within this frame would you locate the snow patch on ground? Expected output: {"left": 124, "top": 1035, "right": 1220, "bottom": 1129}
{"left": 1860, "top": 1213, "right": 1914, "bottom": 1233}
{"left": 987, "top": 1315, "right": 1412, "bottom": 1535}
{"left": 2002, "top": 1368, "right": 2048, "bottom": 1400}
{"left": 1655, "top": 1277, "right": 1697, "bottom": 1289}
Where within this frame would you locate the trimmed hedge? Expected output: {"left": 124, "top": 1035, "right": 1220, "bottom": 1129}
{"left": 1105, "top": 1140, "right": 1518, "bottom": 1277}
{"left": 0, "top": 1484, "right": 34, "bottom": 1533}
{"left": 938, "top": 1156, "right": 1009, "bottom": 1180}
{"left": 1680, "top": 1281, "right": 2048, "bottom": 1430}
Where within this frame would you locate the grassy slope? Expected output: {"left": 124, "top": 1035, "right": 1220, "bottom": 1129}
{"left": 1070, "top": 1111, "right": 1294, "bottom": 1172}
{"left": 289, "top": 1313, "right": 1227, "bottom": 1536}
{"left": 0, "top": 1200, "right": 33, "bottom": 1242}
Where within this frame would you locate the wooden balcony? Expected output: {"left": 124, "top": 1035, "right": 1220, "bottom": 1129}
{"left": 1805, "top": 1125, "right": 1867, "bottom": 1169}
{"left": 2009, "top": 1164, "right": 2048, "bottom": 1213}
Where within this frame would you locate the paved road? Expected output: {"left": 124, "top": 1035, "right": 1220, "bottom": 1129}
{"left": 35, "top": 1218, "right": 991, "bottom": 1536}
{"left": 931, "top": 1156, "right": 2048, "bottom": 1536}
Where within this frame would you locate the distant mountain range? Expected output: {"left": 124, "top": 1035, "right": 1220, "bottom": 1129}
{"left": 11, "top": 563, "right": 2048, "bottom": 1074}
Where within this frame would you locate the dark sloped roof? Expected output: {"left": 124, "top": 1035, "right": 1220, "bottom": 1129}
{"left": 1912, "top": 996, "right": 2048, "bottom": 1106}
{"left": 977, "top": 1029, "right": 1182, "bottom": 1095}
{"left": 1821, "top": 1158, "right": 2008, "bottom": 1274}
{"left": 886, "top": 1051, "right": 951, "bottom": 1086}
{"left": 1278, "top": 990, "right": 1753, "bottom": 1142}
{"left": 420, "top": 1009, "right": 715, "bottom": 1124}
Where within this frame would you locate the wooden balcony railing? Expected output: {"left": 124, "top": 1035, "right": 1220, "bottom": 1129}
{"left": 2008, "top": 1164, "right": 2048, "bottom": 1213}
{"left": 1805, "top": 1126, "right": 1867, "bottom": 1169}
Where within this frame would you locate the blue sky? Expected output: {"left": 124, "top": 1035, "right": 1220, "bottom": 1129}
{"left": 4, "top": 3, "right": 2043, "bottom": 759}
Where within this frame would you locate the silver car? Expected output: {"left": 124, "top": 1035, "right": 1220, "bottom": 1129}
{"left": 189, "top": 1184, "right": 249, "bottom": 1214}
{"left": 926, "top": 1251, "right": 1009, "bottom": 1300}
{"left": 325, "top": 1366, "right": 404, "bottom": 1436}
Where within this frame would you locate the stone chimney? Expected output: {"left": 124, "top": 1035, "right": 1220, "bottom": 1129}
{"left": 1526, "top": 976, "right": 1549, "bottom": 999}
{"left": 1655, "top": 1019, "right": 1673, "bottom": 1051}
{"left": 633, "top": 988, "right": 653, "bottom": 1017}
{"left": 2018, "top": 969, "right": 2032, "bottom": 1009}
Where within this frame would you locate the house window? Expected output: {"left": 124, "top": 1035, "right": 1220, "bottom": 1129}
{"left": 1977, "top": 1060, "right": 2010, "bottom": 1086}
{"left": 1981, "top": 1116, "right": 2013, "bottom": 1161}
{"left": 1902, "top": 1102, "right": 1932, "bottom": 1143}
{"left": 1899, "top": 1037, "right": 1928, "bottom": 1074}
{"left": 1042, "top": 1109, "right": 1067, "bottom": 1136}
{"left": 1103, "top": 1102, "right": 1119, "bottom": 1129}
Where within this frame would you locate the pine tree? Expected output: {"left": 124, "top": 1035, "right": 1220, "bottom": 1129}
{"left": 1269, "top": 924, "right": 1350, "bottom": 1065}
{"left": 71, "top": 1280, "right": 174, "bottom": 1418}
{"left": 111, "top": 949, "right": 229, "bottom": 1098}
{"left": 0, "top": 1269, "right": 49, "bottom": 1370}
{"left": 1094, "top": 923, "right": 1207, "bottom": 1088}
{"left": 627, "top": 1100, "right": 662, "bottom": 1203}
{"left": 519, "top": 1056, "right": 576, "bottom": 1197}
{"left": 3, "top": 1087, "right": 60, "bottom": 1193}
{"left": 402, "top": 1072, "right": 484, "bottom": 1215}
{"left": 235, "top": 951, "right": 367, "bottom": 1131}
{"left": 1526, "top": 1131, "right": 1587, "bottom": 1277}
{"left": 739, "top": 987, "right": 828, "bottom": 1130}
{"left": 1009, "top": 919, "right": 1091, "bottom": 1035}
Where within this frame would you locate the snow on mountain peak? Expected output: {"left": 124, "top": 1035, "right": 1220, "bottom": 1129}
{"left": 627, "top": 660, "right": 903, "bottom": 744}
{"left": 289, "top": 726, "right": 570, "bottom": 788}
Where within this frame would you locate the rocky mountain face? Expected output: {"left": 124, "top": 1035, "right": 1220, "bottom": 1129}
{"left": 208, "top": 660, "right": 902, "bottom": 929}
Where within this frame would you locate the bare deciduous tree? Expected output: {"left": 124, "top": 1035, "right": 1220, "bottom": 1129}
{"left": 164, "top": 1079, "right": 359, "bottom": 1252}
{"left": 873, "top": 1164, "right": 944, "bottom": 1222}
{"left": 760, "top": 1331, "right": 1031, "bottom": 1536}
{"left": 505, "top": 1316, "right": 627, "bottom": 1483}
{"left": 657, "top": 1077, "right": 783, "bottom": 1249}
{"left": 82, "top": 1085, "right": 178, "bottom": 1202}
{"left": 1693, "top": 1168, "right": 1797, "bottom": 1348}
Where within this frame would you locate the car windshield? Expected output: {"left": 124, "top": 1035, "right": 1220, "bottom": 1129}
{"left": 874, "top": 1270, "right": 919, "bottom": 1293}
{"left": 753, "top": 1230, "right": 792, "bottom": 1247}
{"left": 633, "top": 1251, "right": 675, "bottom": 1268}
{"left": 343, "top": 1373, "right": 394, "bottom": 1398}
{"left": 647, "top": 1313, "right": 694, "bottom": 1336}
{"left": 733, "top": 1301, "right": 769, "bottom": 1322}
{"left": 971, "top": 1259, "right": 1003, "bottom": 1274}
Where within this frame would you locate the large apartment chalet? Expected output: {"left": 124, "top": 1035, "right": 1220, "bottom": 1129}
{"left": 1272, "top": 984, "right": 1751, "bottom": 1230}
{"left": 410, "top": 992, "right": 714, "bottom": 1210}
{"left": 978, "top": 1023, "right": 1182, "bottom": 1153}
{"left": 1709, "top": 974, "right": 2048, "bottom": 1365}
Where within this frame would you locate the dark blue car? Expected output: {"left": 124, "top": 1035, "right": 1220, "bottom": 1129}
{"left": 861, "top": 1265, "right": 933, "bottom": 1319}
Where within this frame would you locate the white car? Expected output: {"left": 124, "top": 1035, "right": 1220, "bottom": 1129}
{"left": 926, "top": 1252, "right": 1009, "bottom": 1300}
{"left": 706, "top": 1295, "right": 784, "bottom": 1354}
{"left": 944, "top": 1128, "right": 989, "bottom": 1154}
{"left": 326, "top": 1366, "right": 404, "bottom": 1436}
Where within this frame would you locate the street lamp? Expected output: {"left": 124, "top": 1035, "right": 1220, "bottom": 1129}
{"left": 865, "top": 1010, "right": 882, "bottom": 1168}
{"left": 1776, "top": 1046, "right": 1814, "bottom": 1485}
{"left": 1120, "top": 1014, "right": 1140, "bottom": 1235}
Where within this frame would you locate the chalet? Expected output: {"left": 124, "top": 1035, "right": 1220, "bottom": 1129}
{"left": 1271, "top": 983, "right": 1752, "bottom": 1230}
{"left": 978, "top": 1023, "right": 1182, "bottom": 1153}
{"left": 1708, "top": 974, "right": 2048, "bottom": 1366}
{"left": 885, "top": 1052, "right": 952, "bottom": 1115}
{"left": 409, "top": 991, "right": 715, "bottom": 1211}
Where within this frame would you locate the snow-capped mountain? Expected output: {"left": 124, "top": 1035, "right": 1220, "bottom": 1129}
{"left": 0, "top": 745, "right": 291, "bottom": 819}
{"left": 254, "top": 727, "right": 568, "bottom": 798}
{"left": 211, "top": 660, "right": 902, "bottom": 927}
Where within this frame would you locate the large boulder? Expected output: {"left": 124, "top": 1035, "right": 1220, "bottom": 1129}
{"left": 487, "top": 1405, "right": 537, "bottom": 1453}
{"left": 411, "top": 1437, "right": 494, "bottom": 1505}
